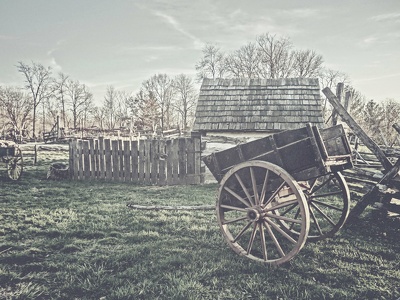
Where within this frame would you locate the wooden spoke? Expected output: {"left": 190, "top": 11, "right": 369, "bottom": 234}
{"left": 264, "top": 200, "right": 298, "bottom": 213}
{"left": 246, "top": 223, "right": 258, "bottom": 255}
{"left": 220, "top": 204, "right": 248, "bottom": 212}
{"left": 288, "top": 208, "right": 301, "bottom": 231}
{"left": 259, "top": 170, "right": 269, "bottom": 204}
{"left": 279, "top": 172, "right": 350, "bottom": 242}
{"left": 234, "top": 173, "right": 254, "bottom": 206}
{"left": 309, "top": 174, "right": 334, "bottom": 194}
{"left": 259, "top": 223, "right": 268, "bottom": 261}
{"left": 263, "top": 221, "right": 285, "bottom": 257}
{"left": 264, "top": 212, "right": 303, "bottom": 224}
{"left": 263, "top": 181, "right": 286, "bottom": 206}
{"left": 310, "top": 191, "right": 342, "bottom": 199}
{"left": 223, "top": 186, "right": 251, "bottom": 208}
{"left": 250, "top": 167, "right": 259, "bottom": 205}
{"left": 232, "top": 221, "right": 253, "bottom": 243}
{"left": 310, "top": 199, "right": 343, "bottom": 211}
{"left": 222, "top": 215, "right": 248, "bottom": 225}
{"left": 310, "top": 202, "right": 336, "bottom": 226}
{"left": 309, "top": 207, "right": 323, "bottom": 235}
{"left": 264, "top": 218, "right": 297, "bottom": 244}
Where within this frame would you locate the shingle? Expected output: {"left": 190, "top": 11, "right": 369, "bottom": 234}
{"left": 192, "top": 77, "right": 324, "bottom": 132}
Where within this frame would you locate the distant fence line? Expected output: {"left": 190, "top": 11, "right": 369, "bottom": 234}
{"left": 68, "top": 136, "right": 204, "bottom": 185}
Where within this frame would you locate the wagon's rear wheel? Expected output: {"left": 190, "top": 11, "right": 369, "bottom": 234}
{"left": 217, "top": 161, "right": 310, "bottom": 265}
{"left": 278, "top": 172, "right": 350, "bottom": 241}
{"left": 7, "top": 147, "right": 23, "bottom": 180}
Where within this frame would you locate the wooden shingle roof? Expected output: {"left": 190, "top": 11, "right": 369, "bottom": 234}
{"left": 193, "top": 78, "right": 324, "bottom": 132}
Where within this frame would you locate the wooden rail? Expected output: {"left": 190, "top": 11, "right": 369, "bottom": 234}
{"left": 69, "top": 136, "right": 204, "bottom": 185}
{"left": 322, "top": 87, "right": 393, "bottom": 171}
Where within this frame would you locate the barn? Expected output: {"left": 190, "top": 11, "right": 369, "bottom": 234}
{"left": 193, "top": 77, "right": 324, "bottom": 140}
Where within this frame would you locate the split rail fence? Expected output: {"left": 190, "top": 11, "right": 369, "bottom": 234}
{"left": 69, "top": 136, "right": 204, "bottom": 185}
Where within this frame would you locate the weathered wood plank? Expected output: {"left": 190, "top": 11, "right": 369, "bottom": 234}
{"left": 99, "top": 137, "right": 105, "bottom": 179}
{"left": 104, "top": 139, "right": 112, "bottom": 181}
{"left": 332, "top": 82, "right": 344, "bottom": 126}
{"left": 178, "top": 138, "right": 187, "bottom": 184}
{"left": 151, "top": 139, "right": 158, "bottom": 185}
{"left": 323, "top": 87, "right": 393, "bottom": 171}
{"left": 138, "top": 140, "right": 145, "bottom": 183}
{"left": 89, "top": 139, "right": 95, "bottom": 178}
{"left": 166, "top": 139, "right": 173, "bottom": 185}
{"left": 193, "top": 135, "right": 203, "bottom": 184}
{"left": 70, "top": 139, "right": 78, "bottom": 180}
{"left": 348, "top": 158, "right": 400, "bottom": 221}
{"left": 112, "top": 140, "right": 119, "bottom": 181}
{"left": 77, "top": 140, "right": 84, "bottom": 180}
{"left": 186, "top": 138, "right": 195, "bottom": 175}
{"left": 172, "top": 139, "right": 180, "bottom": 185}
{"left": 131, "top": 140, "right": 138, "bottom": 183}
{"left": 123, "top": 140, "right": 131, "bottom": 182}
{"left": 83, "top": 140, "right": 90, "bottom": 180}
{"left": 118, "top": 140, "right": 124, "bottom": 181}
{"left": 144, "top": 140, "right": 151, "bottom": 185}
{"left": 94, "top": 139, "right": 100, "bottom": 179}
{"left": 392, "top": 123, "right": 400, "bottom": 136}
{"left": 158, "top": 139, "right": 166, "bottom": 185}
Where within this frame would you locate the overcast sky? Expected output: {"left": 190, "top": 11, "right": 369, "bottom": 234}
{"left": 1, "top": 0, "right": 399, "bottom": 104}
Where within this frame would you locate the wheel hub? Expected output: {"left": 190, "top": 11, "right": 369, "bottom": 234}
{"left": 247, "top": 207, "right": 264, "bottom": 222}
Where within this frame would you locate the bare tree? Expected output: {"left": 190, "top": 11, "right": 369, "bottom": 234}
{"left": 0, "top": 86, "right": 33, "bottom": 138}
{"left": 256, "top": 33, "right": 294, "bottom": 79}
{"left": 16, "top": 61, "right": 52, "bottom": 139}
{"left": 320, "top": 69, "right": 349, "bottom": 120}
{"left": 173, "top": 74, "right": 198, "bottom": 130}
{"left": 319, "top": 68, "right": 349, "bottom": 90}
{"left": 381, "top": 98, "right": 400, "bottom": 145}
{"left": 65, "top": 79, "right": 93, "bottom": 129}
{"left": 143, "top": 74, "right": 175, "bottom": 132}
{"left": 92, "top": 106, "right": 106, "bottom": 131}
{"left": 225, "top": 42, "right": 261, "bottom": 79}
{"left": 195, "top": 44, "right": 226, "bottom": 82}
{"left": 102, "top": 86, "right": 132, "bottom": 130}
{"left": 348, "top": 86, "right": 366, "bottom": 122}
{"left": 292, "top": 49, "right": 323, "bottom": 78}
{"left": 53, "top": 72, "right": 69, "bottom": 128}
{"left": 103, "top": 86, "right": 118, "bottom": 130}
{"left": 134, "top": 89, "right": 161, "bottom": 133}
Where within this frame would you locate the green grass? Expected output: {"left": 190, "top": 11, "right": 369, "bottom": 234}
{"left": 0, "top": 150, "right": 399, "bottom": 299}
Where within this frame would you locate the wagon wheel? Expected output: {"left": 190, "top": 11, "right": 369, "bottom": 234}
{"left": 278, "top": 172, "right": 350, "bottom": 241}
{"left": 7, "top": 147, "right": 23, "bottom": 180}
{"left": 216, "top": 160, "right": 310, "bottom": 265}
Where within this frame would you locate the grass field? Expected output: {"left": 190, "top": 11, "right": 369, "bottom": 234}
{"left": 0, "top": 149, "right": 399, "bottom": 299}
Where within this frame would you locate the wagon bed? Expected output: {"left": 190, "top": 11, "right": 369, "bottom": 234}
{"left": 203, "top": 124, "right": 352, "bottom": 182}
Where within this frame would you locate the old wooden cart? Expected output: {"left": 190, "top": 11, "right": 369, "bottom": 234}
{"left": 203, "top": 124, "right": 353, "bottom": 265}
{"left": 0, "top": 140, "right": 23, "bottom": 180}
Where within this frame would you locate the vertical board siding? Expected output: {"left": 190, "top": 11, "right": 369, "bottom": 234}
{"left": 69, "top": 137, "right": 204, "bottom": 185}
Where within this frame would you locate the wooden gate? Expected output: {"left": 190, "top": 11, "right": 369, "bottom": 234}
{"left": 68, "top": 136, "right": 204, "bottom": 185}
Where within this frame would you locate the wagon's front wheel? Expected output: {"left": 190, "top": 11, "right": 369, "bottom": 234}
{"left": 7, "top": 147, "right": 23, "bottom": 180}
{"left": 217, "top": 161, "right": 310, "bottom": 265}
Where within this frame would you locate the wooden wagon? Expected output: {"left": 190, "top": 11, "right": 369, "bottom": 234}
{"left": 203, "top": 124, "right": 353, "bottom": 265}
{"left": 0, "top": 140, "right": 23, "bottom": 180}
